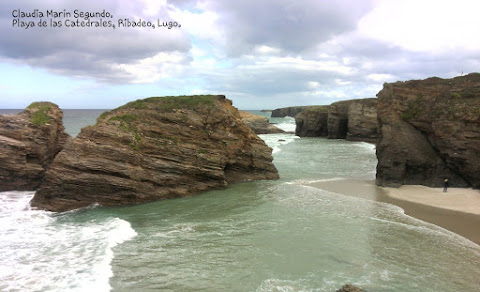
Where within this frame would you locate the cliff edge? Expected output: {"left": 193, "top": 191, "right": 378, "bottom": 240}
{"left": 376, "top": 74, "right": 480, "bottom": 188}
{"left": 0, "top": 102, "right": 70, "bottom": 191}
{"left": 31, "top": 95, "right": 279, "bottom": 212}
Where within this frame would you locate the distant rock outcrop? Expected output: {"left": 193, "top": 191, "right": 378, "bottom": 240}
{"left": 271, "top": 106, "right": 319, "bottom": 117}
{"left": 239, "top": 111, "right": 284, "bottom": 134}
{"left": 294, "top": 106, "right": 329, "bottom": 137}
{"left": 294, "top": 98, "right": 377, "bottom": 143}
{"left": 31, "top": 95, "right": 279, "bottom": 212}
{"left": 376, "top": 74, "right": 480, "bottom": 188}
{"left": 336, "top": 284, "right": 367, "bottom": 292}
{"left": 328, "top": 98, "right": 378, "bottom": 142}
{"left": 0, "top": 102, "right": 70, "bottom": 191}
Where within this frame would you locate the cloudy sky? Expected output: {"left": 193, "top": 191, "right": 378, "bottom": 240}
{"left": 1, "top": 0, "right": 479, "bottom": 109}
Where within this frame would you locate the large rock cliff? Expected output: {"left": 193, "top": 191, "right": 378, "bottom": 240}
{"left": 0, "top": 102, "right": 70, "bottom": 191}
{"left": 31, "top": 95, "right": 279, "bottom": 212}
{"left": 294, "top": 98, "right": 377, "bottom": 143}
{"left": 239, "top": 111, "right": 284, "bottom": 134}
{"left": 376, "top": 74, "right": 480, "bottom": 188}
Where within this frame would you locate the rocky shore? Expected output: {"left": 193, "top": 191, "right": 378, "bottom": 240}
{"left": 0, "top": 102, "right": 70, "bottom": 191}
{"left": 30, "top": 95, "right": 279, "bottom": 212}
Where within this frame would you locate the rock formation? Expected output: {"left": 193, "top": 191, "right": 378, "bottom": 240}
{"left": 31, "top": 95, "right": 279, "bottom": 212}
{"left": 271, "top": 106, "right": 318, "bottom": 117}
{"left": 294, "top": 98, "right": 377, "bottom": 143}
{"left": 328, "top": 98, "right": 377, "bottom": 142}
{"left": 336, "top": 284, "right": 367, "bottom": 292}
{"left": 376, "top": 74, "right": 480, "bottom": 188}
{"left": 0, "top": 102, "right": 70, "bottom": 191}
{"left": 239, "top": 111, "right": 284, "bottom": 134}
{"left": 345, "top": 99, "right": 378, "bottom": 142}
{"left": 294, "top": 106, "right": 329, "bottom": 137}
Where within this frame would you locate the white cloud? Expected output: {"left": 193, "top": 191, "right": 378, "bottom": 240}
{"left": 117, "top": 52, "right": 188, "bottom": 83}
{"left": 367, "top": 73, "right": 396, "bottom": 82}
{"left": 254, "top": 45, "right": 282, "bottom": 55}
{"left": 358, "top": 0, "right": 480, "bottom": 53}
{"left": 169, "top": 5, "right": 223, "bottom": 42}
{"left": 307, "top": 81, "right": 320, "bottom": 89}
{"left": 335, "top": 79, "right": 352, "bottom": 85}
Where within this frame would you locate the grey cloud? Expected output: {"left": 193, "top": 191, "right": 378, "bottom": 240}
{"left": 0, "top": 0, "right": 191, "bottom": 83}
{"left": 202, "top": 0, "right": 374, "bottom": 56}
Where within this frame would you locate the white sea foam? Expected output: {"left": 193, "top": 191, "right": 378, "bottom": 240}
{"left": 277, "top": 183, "right": 480, "bottom": 251}
{"left": 272, "top": 116, "right": 296, "bottom": 132}
{"left": 354, "top": 141, "right": 376, "bottom": 151}
{"left": 259, "top": 133, "right": 299, "bottom": 154}
{"left": 287, "top": 177, "right": 346, "bottom": 185}
{"left": 0, "top": 191, "right": 137, "bottom": 292}
{"left": 256, "top": 278, "right": 303, "bottom": 292}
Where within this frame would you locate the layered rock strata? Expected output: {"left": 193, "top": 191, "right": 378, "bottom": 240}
{"left": 0, "top": 102, "right": 70, "bottom": 191}
{"left": 376, "top": 74, "right": 480, "bottom": 188}
{"left": 31, "top": 95, "right": 279, "bottom": 212}
{"left": 328, "top": 98, "right": 378, "bottom": 142}
{"left": 239, "top": 111, "right": 284, "bottom": 134}
{"left": 294, "top": 98, "right": 377, "bottom": 143}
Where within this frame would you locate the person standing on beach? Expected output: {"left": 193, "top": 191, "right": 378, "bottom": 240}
{"left": 443, "top": 178, "right": 449, "bottom": 193}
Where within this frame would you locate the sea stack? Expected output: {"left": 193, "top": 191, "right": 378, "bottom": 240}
{"left": 376, "top": 74, "right": 480, "bottom": 188}
{"left": 0, "top": 102, "right": 70, "bottom": 191}
{"left": 31, "top": 95, "right": 279, "bottom": 212}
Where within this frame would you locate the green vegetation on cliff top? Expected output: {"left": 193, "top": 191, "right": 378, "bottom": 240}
{"left": 27, "top": 102, "right": 55, "bottom": 126}
{"left": 96, "top": 95, "right": 222, "bottom": 151}
{"left": 97, "top": 95, "right": 220, "bottom": 124}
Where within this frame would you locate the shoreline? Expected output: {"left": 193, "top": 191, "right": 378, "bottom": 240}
{"left": 304, "top": 179, "right": 480, "bottom": 246}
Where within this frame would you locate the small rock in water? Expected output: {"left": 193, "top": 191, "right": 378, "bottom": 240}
{"left": 335, "top": 284, "right": 367, "bottom": 292}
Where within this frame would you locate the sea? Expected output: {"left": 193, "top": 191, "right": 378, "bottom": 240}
{"left": 0, "top": 109, "right": 479, "bottom": 292}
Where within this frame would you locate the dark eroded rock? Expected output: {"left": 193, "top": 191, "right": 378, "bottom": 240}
{"left": 294, "top": 98, "right": 377, "bottom": 143}
{"left": 295, "top": 106, "right": 329, "bottom": 137}
{"left": 335, "top": 284, "right": 367, "bottom": 292}
{"left": 328, "top": 98, "right": 377, "bottom": 142}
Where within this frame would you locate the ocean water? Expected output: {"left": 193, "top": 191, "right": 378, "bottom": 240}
{"left": 1, "top": 110, "right": 480, "bottom": 291}
{"left": 0, "top": 109, "right": 108, "bottom": 137}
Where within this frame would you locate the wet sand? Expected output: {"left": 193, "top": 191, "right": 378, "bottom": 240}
{"left": 304, "top": 179, "right": 480, "bottom": 246}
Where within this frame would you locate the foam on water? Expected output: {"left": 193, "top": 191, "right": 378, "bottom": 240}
{"left": 259, "top": 133, "right": 299, "bottom": 154}
{"left": 0, "top": 191, "right": 137, "bottom": 292}
{"left": 279, "top": 183, "right": 480, "bottom": 251}
{"left": 272, "top": 116, "right": 296, "bottom": 133}
{"left": 287, "top": 177, "right": 347, "bottom": 185}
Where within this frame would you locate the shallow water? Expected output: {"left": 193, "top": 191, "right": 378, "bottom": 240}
{"left": 1, "top": 111, "right": 479, "bottom": 291}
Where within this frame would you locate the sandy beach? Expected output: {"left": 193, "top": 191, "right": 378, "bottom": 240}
{"left": 304, "top": 179, "right": 480, "bottom": 246}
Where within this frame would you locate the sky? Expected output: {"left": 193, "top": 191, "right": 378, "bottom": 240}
{"left": 1, "top": 0, "right": 479, "bottom": 109}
